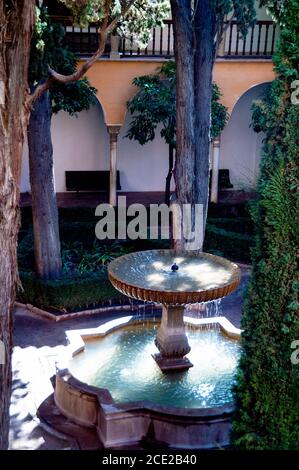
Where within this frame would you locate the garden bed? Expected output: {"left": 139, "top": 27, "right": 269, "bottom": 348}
{"left": 204, "top": 222, "right": 254, "bottom": 263}
{"left": 17, "top": 206, "right": 254, "bottom": 312}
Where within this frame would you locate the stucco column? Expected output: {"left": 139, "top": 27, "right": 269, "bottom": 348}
{"left": 210, "top": 137, "right": 221, "bottom": 203}
{"left": 107, "top": 125, "right": 121, "bottom": 206}
{"left": 217, "top": 14, "right": 227, "bottom": 57}
{"left": 218, "top": 33, "right": 226, "bottom": 57}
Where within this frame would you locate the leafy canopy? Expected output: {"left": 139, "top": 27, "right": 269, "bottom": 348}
{"left": 126, "top": 60, "right": 228, "bottom": 147}
{"left": 30, "top": 7, "right": 97, "bottom": 115}
{"left": 59, "top": 0, "right": 170, "bottom": 45}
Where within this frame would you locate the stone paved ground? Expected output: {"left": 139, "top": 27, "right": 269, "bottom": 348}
{"left": 10, "top": 264, "right": 251, "bottom": 450}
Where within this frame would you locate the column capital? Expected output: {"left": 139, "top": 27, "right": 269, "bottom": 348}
{"left": 213, "top": 136, "right": 221, "bottom": 148}
{"left": 107, "top": 125, "right": 121, "bottom": 135}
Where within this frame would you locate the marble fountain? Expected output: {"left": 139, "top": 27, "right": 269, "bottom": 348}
{"left": 54, "top": 250, "right": 242, "bottom": 449}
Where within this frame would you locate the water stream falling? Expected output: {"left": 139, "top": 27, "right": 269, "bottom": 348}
{"left": 128, "top": 298, "right": 223, "bottom": 327}
{"left": 184, "top": 299, "right": 223, "bottom": 331}
{"left": 70, "top": 323, "right": 240, "bottom": 409}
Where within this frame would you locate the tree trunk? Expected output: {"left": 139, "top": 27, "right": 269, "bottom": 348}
{"left": 170, "top": 0, "right": 195, "bottom": 249}
{"left": 0, "top": 1, "right": 35, "bottom": 449}
{"left": 165, "top": 144, "right": 175, "bottom": 205}
{"left": 27, "top": 89, "right": 62, "bottom": 280}
{"left": 194, "top": 0, "right": 217, "bottom": 233}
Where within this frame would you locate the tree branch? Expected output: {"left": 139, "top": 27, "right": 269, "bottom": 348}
{"left": 27, "top": 0, "right": 136, "bottom": 107}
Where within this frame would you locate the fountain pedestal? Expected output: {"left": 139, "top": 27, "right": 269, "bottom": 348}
{"left": 153, "top": 305, "right": 193, "bottom": 372}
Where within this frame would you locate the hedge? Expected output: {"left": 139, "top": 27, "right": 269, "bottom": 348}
{"left": 17, "top": 213, "right": 253, "bottom": 311}
{"left": 207, "top": 217, "right": 254, "bottom": 235}
{"left": 18, "top": 269, "right": 125, "bottom": 312}
{"left": 204, "top": 223, "right": 254, "bottom": 262}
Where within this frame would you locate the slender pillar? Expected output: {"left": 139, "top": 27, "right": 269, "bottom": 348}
{"left": 218, "top": 29, "right": 226, "bottom": 57}
{"left": 210, "top": 136, "right": 221, "bottom": 203}
{"left": 217, "top": 14, "right": 228, "bottom": 57}
{"left": 109, "top": 34, "right": 121, "bottom": 60}
{"left": 153, "top": 305, "right": 193, "bottom": 372}
{"left": 107, "top": 125, "right": 121, "bottom": 206}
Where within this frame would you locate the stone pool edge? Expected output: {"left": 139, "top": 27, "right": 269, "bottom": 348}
{"left": 53, "top": 315, "right": 241, "bottom": 449}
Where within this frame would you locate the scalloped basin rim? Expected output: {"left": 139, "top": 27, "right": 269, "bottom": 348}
{"left": 108, "top": 250, "right": 241, "bottom": 304}
{"left": 56, "top": 316, "right": 242, "bottom": 419}
{"left": 60, "top": 315, "right": 242, "bottom": 415}
{"left": 56, "top": 367, "right": 235, "bottom": 418}
{"left": 54, "top": 315, "right": 241, "bottom": 448}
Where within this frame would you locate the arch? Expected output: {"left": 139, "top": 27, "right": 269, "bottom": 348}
{"left": 117, "top": 110, "right": 170, "bottom": 192}
{"left": 20, "top": 98, "right": 110, "bottom": 194}
{"left": 93, "top": 94, "right": 107, "bottom": 125}
{"left": 228, "top": 81, "right": 272, "bottom": 123}
{"left": 219, "top": 82, "right": 269, "bottom": 190}
{"left": 213, "top": 60, "right": 275, "bottom": 115}
{"left": 83, "top": 58, "right": 275, "bottom": 125}
{"left": 51, "top": 100, "right": 109, "bottom": 192}
{"left": 83, "top": 59, "right": 167, "bottom": 126}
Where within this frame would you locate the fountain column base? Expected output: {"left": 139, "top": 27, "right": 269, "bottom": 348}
{"left": 152, "top": 354, "right": 193, "bottom": 372}
{"left": 153, "top": 305, "right": 193, "bottom": 372}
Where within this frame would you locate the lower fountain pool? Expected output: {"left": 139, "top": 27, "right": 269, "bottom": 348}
{"left": 54, "top": 250, "right": 242, "bottom": 448}
{"left": 68, "top": 323, "right": 241, "bottom": 409}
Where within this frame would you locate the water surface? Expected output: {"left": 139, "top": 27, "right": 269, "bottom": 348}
{"left": 69, "top": 324, "right": 240, "bottom": 409}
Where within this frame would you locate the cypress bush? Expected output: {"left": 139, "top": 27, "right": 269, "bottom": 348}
{"left": 232, "top": 0, "right": 299, "bottom": 449}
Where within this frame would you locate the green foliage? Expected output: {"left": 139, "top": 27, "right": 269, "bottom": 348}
{"left": 30, "top": 7, "right": 97, "bottom": 115}
{"left": 204, "top": 223, "right": 254, "bottom": 263}
{"left": 207, "top": 217, "right": 254, "bottom": 235}
{"left": 58, "top": 0, "right": 169, "bottom": 45}
{"left": 126, "top": 62, "right": 176, "bottom": 146}
{"left": 211, "top": 83, "right": 229, "bottom": 140}
{"left": 18, "top": 206, "right": 252, "bottom": 309}
{"left": 126, "top": 61, "right": 228, "bottom": 147}
{"left": 61, "top": 240, "right": 130, "bottom": 275}
{"left": 211, "top": 0, "right": 256, "bottom": 36}
{"left": 232, "top": 0, "right": 299, "bottom": 449}
{"left": 17, "top": 231, "right": 127, "bottom": 310}
{"left": 18, "top": 270, "right": 124, "bottom": 311}
{"left": 18, "top": 227, "right": 130, "bottom": 276}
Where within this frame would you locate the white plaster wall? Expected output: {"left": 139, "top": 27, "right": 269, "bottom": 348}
{"left": 20, "top": 85, "right": 268, "bottom": 194}
{"left": 20, "top": 101, "right": 170, "bottom": 193}
{"left": 219, "top": 83, "right": 268, "bottom": 190}
{"left": 52, "top": 102, "right": 110, "bottom": 191}
{"left": 20, "top": 102, "right": 109, "bottom": 193}
{"left": 20, "top": 84, "right": 270, "bottom": 195}
{"left": 118, "top": 112, "right": 170, "bottom": 192}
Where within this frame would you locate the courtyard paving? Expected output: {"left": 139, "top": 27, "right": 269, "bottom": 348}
{"left": 9, "top": 264, "right": 251, "bottom": 450}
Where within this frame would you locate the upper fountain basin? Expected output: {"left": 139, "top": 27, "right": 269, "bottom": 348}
{"left": 108, "top": 250, "right": 241, "bottom": 305}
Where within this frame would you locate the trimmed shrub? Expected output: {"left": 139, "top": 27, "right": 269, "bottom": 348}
{"left": 18, "top": 206, "right": 253, "bottom": 310}
{"left": 207, "top": 217, "right": 254, "bottom": 235}
{"left": 208, "top": 201, "right": 253, "bottom": 219}
{"left": 18, "top": 270, "right": 125, "bottom": 312}
{"left": 204, "top": 223, "right": 254, "bottom": 262}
